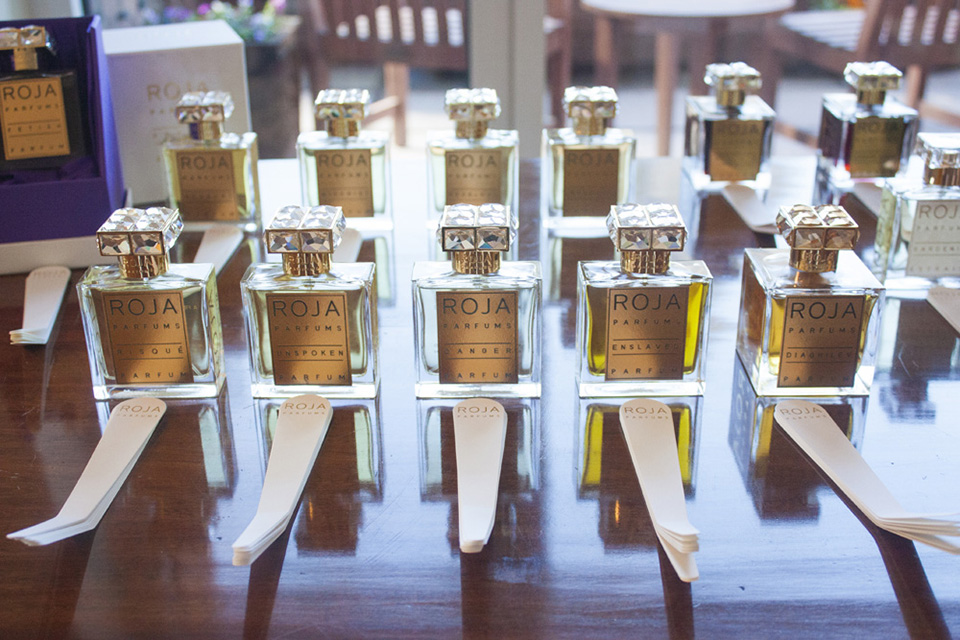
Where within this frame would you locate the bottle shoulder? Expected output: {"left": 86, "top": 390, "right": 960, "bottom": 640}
{"left": 899, "top": 184, "right": 960, "bottom": 203}
{"left": 413, "top": 260, "right": 541, "bottom": 287}
{"left": 163, "top": 133, "right": 256, "bottom": 151}
{"left": 543, "top": 127, "right": 636, "bottom": 147}
{"left": 744, "top": 248, "right": 882, "bottom": 292}
{"left": 241, "top": 262, "right": 375, "bottom": 289}
{"left": 579, "top": 260, "right": 712, "bottom": 285}
{"left": 427, "top": 129, "right": 519, "bottom": 149}
{"left": 80, "top": 263, "right": 215, "bottom": 290}
{"left": 686, "top": 95, "right": 774, "bottom": 120}
{"left": 297, "top": 130, "right": 389, "bottom": 151}
{"left": 823, "top": 93, "right": 918, "bottom": 120}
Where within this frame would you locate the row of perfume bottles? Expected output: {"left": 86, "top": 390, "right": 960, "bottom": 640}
{"left": 79, "top": 198, "right": 889, "bottom": 402}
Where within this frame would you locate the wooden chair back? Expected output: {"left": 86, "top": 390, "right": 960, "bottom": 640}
{"left": 857, "top": 0, "right": 960, "bottom": 68}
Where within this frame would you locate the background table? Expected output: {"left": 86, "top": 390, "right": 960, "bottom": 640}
{"left": 1, "top": 158, "right": 958, "bottom": 638}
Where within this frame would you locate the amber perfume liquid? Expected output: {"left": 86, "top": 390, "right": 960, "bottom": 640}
{"left": 162, "top": 134, "right": 260, "bottom": 231}
{"left": 241, "top": 262, "right": 378, "bottom": 398}
{"left": 78, "top": 263, "right": 225, "bottom": 400}
{"left": 576, "top": 261, "right": 712, "bottom": 396}
{"left": 737, "top": 249, "right": 883, "bottom": 395}
{"left": 0, "top": 69, "right": 86, "bottom": 172}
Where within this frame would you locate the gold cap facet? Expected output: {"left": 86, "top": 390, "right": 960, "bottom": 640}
{"left": 705, "top": 62, "right": 761, "bottom": 107}
{"left": 564, "top": 86, "right": 617, "bottom": 135}
{"left": 266, "top": 205, "right": 346, "bottom": 275}
{"left": 445, "top": 88, "right": 500, "bottom": 138}
{"left": 607, "top": 203, "right": 686, "bottom": 274}
{"left": 0, "top": 26, "right": 53, "bottom": 70}
{"left": 175, "top": 91, "right": 234, "bottom": 123}
{"left": 844, "top": 61, "right": 902, "bottom": 105}
{"left": 439, "top": 203, "right": 515, "bottom": 273}
{"left": 917, "top": 133, "right": 960, "bottom": 186}
{"left": 776, "top": 204, "right": 859, "bottom": 272}
{"left": 97, "top": 207, "right": 183, "bottom": 258}
{"left": 315, "top": 89, "right": 369, "bottom": 137}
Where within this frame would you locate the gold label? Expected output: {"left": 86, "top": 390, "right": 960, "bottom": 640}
{"left": 906, "top": 200, "right": 960, "bottom": 277}
{"left": 174, "top": 149, "right": 241, "bottom": 220}
{"left": 266, "top": 292, "right": 351, "bottom": 386}
{"left": 445, "top": 149, "right": 503, "bottom": 205}
{"left": 707, "top": 119, "right": 763, "bottom": 181}
{"left": 562, "top": 148, "right": 619, "bottom": 216}
{"left": 97, "top": 291, "right": 193, "bottom": 385}
{"left": 849, "top": 117, "right": 906, "bottom": 178}
{"left": 313, "top": 149, "right": 374, "bottom": 217}
{"left": 779, "top": 295, "right": 865, "bottom": 388}
{"left": 0, "top": 77, "right": 69, "bottom": 160}
{"left": 437, "top": 290, "right": 518, "bottom": 384}
{"left": 605, "top": 286, "right": 688, "bottom": 380}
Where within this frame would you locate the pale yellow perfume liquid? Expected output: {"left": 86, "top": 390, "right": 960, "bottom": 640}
{"left": 163, "top": 145, "right": 259, "bottom": 222}
{"left": 427, "top": 144, "right": 516, "bottom": 213}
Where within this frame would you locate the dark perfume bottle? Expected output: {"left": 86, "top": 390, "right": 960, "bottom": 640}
{"left": 0, "top": 25, "right": 86, "bottom": 172}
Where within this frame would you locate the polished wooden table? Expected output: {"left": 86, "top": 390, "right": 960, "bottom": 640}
{"left": 1, "top": 159, "right": 959, "bottom": 638}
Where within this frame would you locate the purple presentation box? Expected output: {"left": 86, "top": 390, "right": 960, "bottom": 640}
{"left": 0, "top": 16, "right": 124, "bottom": 246}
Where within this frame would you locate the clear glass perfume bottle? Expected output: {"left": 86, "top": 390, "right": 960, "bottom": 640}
{"left": 240, "top": 205, "right": 379, "bottom": 398}
{"left": 413, "top": 203, "right": 541, "bottom": 398}
{"left": 297, "top": 89, "right": 390, "bottom": 230}
{"left": 737, "top": 204, "right": 884, "bottom": 396}
{"left": 576, "top": 204, "right": 712, "bottom": 396}
{"left": 874, "top": 133, "right": 960, "bottom": 293}
{"left": 543, "top": 86, "right": 636, "bottom": 227}
{"left": 0, "top": 25, "right": 86, "bottom": 172}
{"left": 427, "top": 88, "right": 518, "bottom": 217}
{"left": 161, "top": 91, "right": 261, "bottom": 231}
{"left": 683, "top": 62, "right": 774, "bottom": 192}
{"left": 817, "top": 61, "right": 919, "bottom": 188}
{"left": 78, "top": 207, "right": 225, "bottom": 400}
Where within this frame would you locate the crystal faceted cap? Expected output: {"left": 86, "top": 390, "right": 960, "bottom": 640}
{"left": 606, "top": 203, "right": 686, "bottom": 253}
{"left": 776, "top": 204, "right": 859, "bottom": 251}
{"left": 0, "top": 25, "right": 51, "bottom": 50}
{"left": 315, "top": 89, "right": 369, "bottom": 120}
{"left": 438, "top": 203, "right": 515, "bottom": 252}
{"left": 444, "top": 88, "right": 500, "bottom": 121}
{"left": 97, "top": 207, "right": 183, "bottom": 257}
{"left": 917, "top": 132, "right": 960, "bottom": 169}
{"left": 175, "top": 91, "right": 234, "bottom": 123}
{"left": 844, "top": 61, "right": 902, "bottom": 91}
{"left": 265, "top": 205, "right": 345, "bottom": 255}
{"left": 704, "top": 62, "right": 762, "bottom": 93}
{"left": 564, "top": 86, "right": 618, "bottom": 120}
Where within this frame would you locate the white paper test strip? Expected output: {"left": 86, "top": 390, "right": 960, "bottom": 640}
{"left": 852, "top": 183, "right": 883, "bottom": 218}
{"left": 927, "top": 287, "right": 960, "bottom": 336}
{"left": 620, "top": 399, "right": 699, "bottom": 582}
{"left": 192, "top": 226, "right": 245, "bottom": 275}
{"left": 332, "top": 228, "right": 362, "bottom": 263}
{"left": 10, "top": 266, "right": 71, "bottom": 345}
{"left": 722, "top": 185, "right": 778, "bottom": 234}
{"left": 774, "top": 400, "right": 960, "bottom": 553}
{"left": 232, "top": 395, "right": 333, "bottom": 566}
{"left": 7, "top": 398, "right": 167, "bottom": 546}
{"left": 453, "top": 398, "right": 508, "bottom": 554}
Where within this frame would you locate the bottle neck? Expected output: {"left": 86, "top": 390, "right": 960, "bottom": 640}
{"left": 789, "top": 248, "right": 839, "bottom": 273}
{"left": 326, "top": 119, "right": 360, "bottom": 138}
{"left": 452, "top": 251, "right": 501, "bottom": 275}
{"left": 119, "top": 255, "right": 170, "bottom": 279}
{"left": 620, "top": 251, "right": 670, "bottom": 275}
{"left": 715, "top": 88, "right": 746, "bottom": 108}
{"left": 923, "top": 165, "right": 960, "bottom": 187}
{"left": 188, "top": 121, "right": 223, "bottom": 141}
{"left": 11, "top": 48, "right": 39, "bottom": 71}
{"left": 455, "top": 120, "right": 490, "bottom": 139}
{"left": 572, "top": 116, "right": 607, "bottom": 137}
{"left": 282, "top": 253, "right": 332, "bottom": 277}
{"left": 856, "top": 89, "right": 886, "bottom": 106}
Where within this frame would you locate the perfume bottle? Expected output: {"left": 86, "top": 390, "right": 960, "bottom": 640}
{"left": 576, "top": 204, "right": 712, "bottom": 396}
{"left": 874, "top": 133, "right": 960, "bottom": 292}
{"left": 683, "top": 62, "right": 774, "bottom": 191}
{"left": 737, "top": 204, "right": 884, "bottom": 395}
{"left": 78, "top": 207, "right": 225, "bottom": 400}
{"left": 297, "top": 89, "right": 390, "bottom": 229}
{"left": 412, "top": 203, "right": 541, "bottom": 398}
{"left": 0, "top": 25, "right": 86, "bottom": 172}
{"left": 427, "top": 88, "right": 518, "bottom": 216}
{"left": 161, "top": 91, "right": 261, "bottom": 231}
{"left": 240, "top": 205, "right": 379, "bottom": 398}
{"left": 543, "top": 86, "right": 636, "bottom": 224}
{"left": 817, "top": 61, "right": 919, "bottom": 186}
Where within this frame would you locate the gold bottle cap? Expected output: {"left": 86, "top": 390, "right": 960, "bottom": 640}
{"left": 97, "top": 207, "right": 182, "bottom": 279}
{"left": 844, "top": 61, "right": 902, "bottom": 105}
{"left": 564, "top": 86, "right": 618, "bottom": 136}
{"left": 439, "top": 203, "right": 516, "bottom": 274}
{"left": 445, "top": 88, "right": 500, "bottom": 139}
{"left": 917, "top": 133, "right": 960, "bottom": 187}
{"left": 176, "top": 91, "right": 233, "bottom": 140}
{"left": 266, "top": 205, "right": 346, "bottom": 276}
{"left": 0, "top": 25, "right": 52, "bottom": 71}
{"left": 607, "top": 203, "right": 686, "bottom": 275}
{"left": 705, "top": 62, "right": 761, "bottom": 108}
{"left": 315, "top": 88, "right": 369, "bottom": 138}
{"left": 776, "top": 204, "right": 859, "bottom": 273}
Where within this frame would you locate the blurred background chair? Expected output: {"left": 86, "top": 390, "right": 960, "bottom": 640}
{"left": 763, "top": 0, "right": 960, "bottom": 143}
{"left": 300, "top": 0, "right": 572, "bottom": 146}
